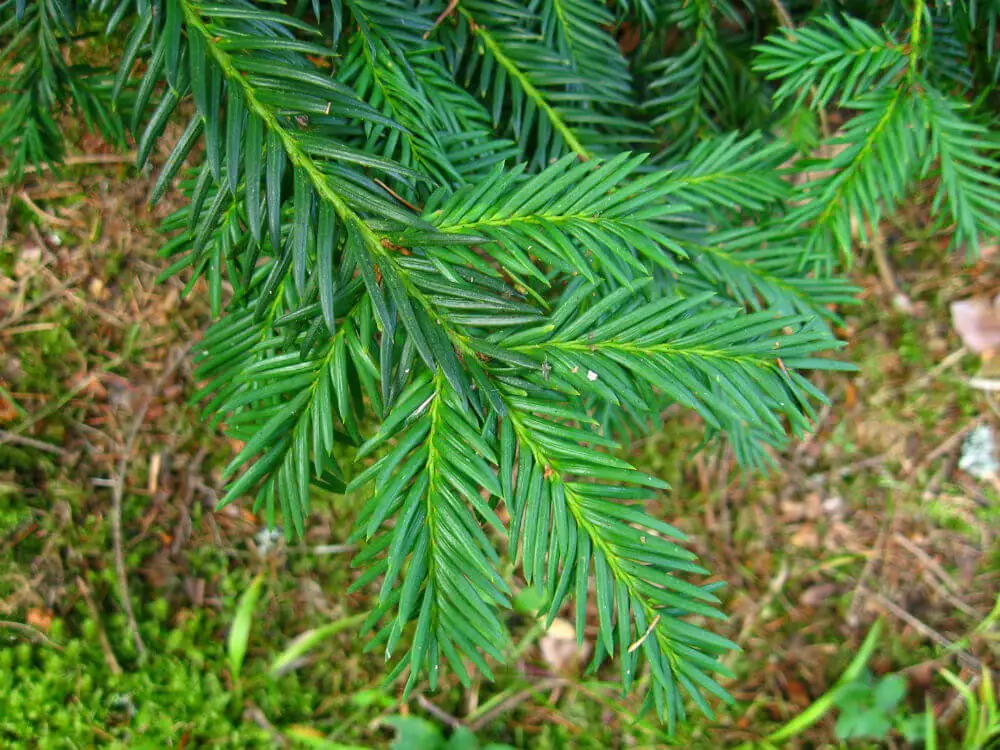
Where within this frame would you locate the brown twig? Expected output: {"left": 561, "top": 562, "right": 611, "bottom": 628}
{"left": 0, "top": 272, "right": 87, "bottom": 332}
{"left": 871, "top": 227, "right": 914, "bottom": 313}
{"left": 721, "top": 560, "right": 790, "bottom": 675}
{"left": 423, "top": 0, "right": 459, "bottom": 38}
{"left": 628, "top": 614, "right": 661, "bottom": 653}
{"left": 293, "top": 543, "right": 360, "bottom": 555}
{"left": 467, "top": 678, "right": 566, "bottom": 731}
{"left": 16, "top": 191, "right": 75, "bottom": 227}
{"left": 0, "top": 619, "right": 65, "bottom": 651}
{"left": 940, "top": 672, "right": 981, "bottom": 725}
{"left": 769, "top": 0, "right": 794, "bottom": 28}
{"left": 35, "top": 266, "right": 130, "bottom": 329}
{"left": 0, "top": 151, "right": 138, "bottom": 183}
{"left": 0, "top": 187, "right": 12, "bottom": 244}
{"left": 893, "top": 533, "right": 981, "bottom": 620}
{"left": 903, "top": 347, "right": 968, "bottom": 394}
{"left": 907, "top": 417, "right": 984, "bottom": 479}
{"left": 847, "top": 492, "right": 895, "bottom": 627}
{"left": 0, "top": 361, "right": 122, "bottom": 445}
{"left": 108, "top": 343, "right": 193, "bottom": 661}
{"left": 0, "top": 428, "right": 67, "bottom": 457}
{"left": 373, "top": 178, "right": 421, "bottom": 213}
{"left": 244, "top": 703, "right": 288, "bottom": 747}
{"left": 75, "top": 576, "right": 122, "bottom": 674}
{"left": 856, "top": 585, "right": 981, "bottom": 671}
{"left": 415, "top": 694, "right": 465, "bottom": 730}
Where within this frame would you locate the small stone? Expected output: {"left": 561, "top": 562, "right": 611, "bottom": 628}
{"left": 959, "top": 424, "right": 999, "bottom": 480}
{"left": 255, "top": 527, "right": 283, "bottom": 556}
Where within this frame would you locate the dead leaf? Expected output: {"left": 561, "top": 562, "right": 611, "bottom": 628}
{"left": 88, "top": 277, "right": 108, "bottom": 301}
{"left": 14, "top": 246, "right": 43, "bottom": 279}
{"left": 539, "top": 617, "right": 589, "bottom": 673}
{"left": 0, "top": 393, "right": 17, "bottom": 423}
{"left": 845, "top": 381, "right": 857, "bottom": 409}
{"left": 26, "top": 608, "right": 53, "bottom": 632}
{"left": 977, "top": 244, "right": 999, "bottom": 261}
{"left": 790, "top": 525, "right": 819, "bottom": 549}
{"left": 784, "top": 679, "right": 811, "bottom": 708}
{"left": 950, "top": 296, "right": 1000, "bottom": 354}
{"left": 780, "top": 493, "right": 823, "bottom": 523}
{"left": 148, "top": 452, "right": 161, "bottom": 494}
{"left": 617, "top": 22, "right": 640, "bottom": 55}
{"left": 799, "top": 583, "right": 838, "bottom": 608}
{"left": 68, "top": 371, "right": 107, "bottom": 400}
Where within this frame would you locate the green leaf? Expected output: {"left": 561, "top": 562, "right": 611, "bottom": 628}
{"left": 270, "top": 613, "right": 366, "bottom": 676}
{"left": 444, "top": 727, "right": 479, "bottom": 750}
{"left": 385, "top": 716, "right": 444, "bottom": 750}
{"left": 265, "top": 130, "right": 285, "bottom": 252}
{"left": 228, "top": 573, "right": 265, "bottom": 679}
{"left": 766, "top": 620, "right": 883, "bottom": 743}
{"left": 874, "top": 674, "right": 907, "bottom": 712}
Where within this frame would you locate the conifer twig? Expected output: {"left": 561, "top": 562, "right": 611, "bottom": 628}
{"left": 75, "top": 576, "right": 122, "bottom": 674}
{"left": 0, "top": 152, "right": 137, "bottom": 183}
{"left": 0, "top": 619, "right": 65, "bottom": 651}
{"left": 0, "top": 428, "right": 67, "bottom": 456}
{"left": 423, "top": 0, "right": 458, "bottom": 38}
{"left": 108, "top": 343, "right": 192, "bottom": 661}
{"left": 769, "top": 0, "right": 794, "bottom": 29}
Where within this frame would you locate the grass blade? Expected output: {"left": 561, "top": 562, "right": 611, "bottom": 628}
{"left": 764, "top": 619, "right": 883, "bottom": 743}
{"left": 269, "top": 612, "right": 366, "bottom": 676}
{"left": 228, "top": 573, "right": 266, "bottom": 679}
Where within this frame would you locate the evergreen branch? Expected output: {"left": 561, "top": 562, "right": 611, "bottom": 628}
{"left": 921, "top": 89, "right": 1000, "bottom": 256}
{"left": 180, "top": 1, "right": 383, "bottom": 251}
{"left": 459, "top": 6, "right": 588, "bottom": 159}
{"left": 348, "top": 373, "right": 510, "bottom": 692}
{"left": 641, "top": 30, "right": 726, "bottom": 153}
{"left": 0, "top": 0, "right": 891, "bottom": 728}
{"left": 676, "top": 230, "right": 858, "bottom": 320}
{"left": 500, "top": 394, "right": 736, "bottom": 732}
{"left": 909, "top": 0, "right": 927, "bottom": 81}
{"left": 754, "top": 15, "right": 907, "bottom": 110}
{"left": 342, "top": 35, "right": 467, "bottom": 188}
{"left": 638, "top": 0, "right": 764, "bottom": 157}
{"left": 540, "top": 0, "right": 632, "bottom": 108}
{"left": 190, "top": 272, "right": 358, "bottom": 530}
{"left": 789, "top": 88, "right": 926, "bottom": 264}
{"left": 338, "top": 34, "right": 515, "bottom": 190}
{"left": 499, "top": 281, "right": 843, "bottom": 447}
{"left": 435, "top": 0, "right": 648, "bottom": 166}
{"left": 338, "top": 0, "right": 434, "bottom": 53}
{"left": 0, "top": 0, "right": 125, "bottom": 179}
{"left": 174, "top": 0, "right": 526, "bottom": 409}
{"left": 418, "top": 153, "right": 686, "bottom": 286}
{"left": 659, "top": 132, "right": 793, "bottom": 212}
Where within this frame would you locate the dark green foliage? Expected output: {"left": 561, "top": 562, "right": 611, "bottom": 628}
{"left": 755, "top": 0, "right": 1000, "bottom": 263}
{"left": 2, "top": 0, "right": 998, "bottom": 730}
{"left": 0, "top": 0, "right": 129, "bottom": 180}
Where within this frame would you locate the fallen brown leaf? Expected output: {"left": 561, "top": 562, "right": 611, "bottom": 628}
{"left": 950, "top": 296, "right": 1000, "bottom": 354}
{"left": 26, "top": 608, "right": 53, "bottom": 632}
{"left": 539, "top": 617, "right": 589, "bottom": 673}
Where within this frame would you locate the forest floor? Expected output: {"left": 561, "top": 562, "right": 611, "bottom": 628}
{"left": 0, "top": 147, "right": 998, "bottom": 749}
